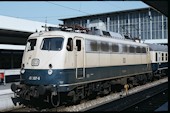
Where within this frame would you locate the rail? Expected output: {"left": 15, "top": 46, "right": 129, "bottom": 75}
{"left": 122, "top": 89, "right": 168, "bottom": 111}
{"left": 87, "top": 80, "right": 168, "bottom": 111}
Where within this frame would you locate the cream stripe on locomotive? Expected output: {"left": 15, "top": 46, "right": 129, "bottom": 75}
{"left": 85, "top": 53, "right": 148, "bottom": 67}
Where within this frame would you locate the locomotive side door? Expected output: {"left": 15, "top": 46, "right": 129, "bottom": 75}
{"left": 74, "top": 37, "right": 85, "bottom": 79}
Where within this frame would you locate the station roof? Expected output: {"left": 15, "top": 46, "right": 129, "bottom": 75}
{"left": 0, "top": 15, "right": 58, "bottom": 33}
{"left": 59, "top": 7, "right": 151, "bottom": 21}
{"left": 60, "top": 2, "right": 168, "bottom": 21}
{"left": 0, "top": 15, "right": 58, "bottom": 45}
{"left": 142, "top": 0, "right": 168, "bottom": 17}
{"left": 144, "top": 39, "right": 167, "bottom": 45}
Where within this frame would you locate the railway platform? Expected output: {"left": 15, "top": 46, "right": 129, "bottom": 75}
{"left": 0, "top": 82, "right": 21, "bottom": 112}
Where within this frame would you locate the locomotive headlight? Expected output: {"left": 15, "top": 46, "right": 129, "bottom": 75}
{"left": 31, "top": 58, "right": 40, "bottom": 66}
{"left": 48, "top": 69, "right": 53, "bottom": 75}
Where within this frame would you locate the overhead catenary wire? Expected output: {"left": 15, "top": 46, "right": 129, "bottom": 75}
{"left": 0, "top": 2, "right": 128, "bottom": 21}
{"left": 0, "top": 1, "right": 143, "bottom": 24}
{"left": 13, "top": 14, "right": 83, "bottom": 19}
{"left": 0, "top": 2, "right": 91, "bottom": 20}
{"left": 46, "top": 1, "right": 91, "bottom": 15}
{"left": 1, "top": 1, "right": 91, "bottom": 21}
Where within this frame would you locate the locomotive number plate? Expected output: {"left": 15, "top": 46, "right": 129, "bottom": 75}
{"left": 29, "top": 76, "right": 40, "bottom": 80}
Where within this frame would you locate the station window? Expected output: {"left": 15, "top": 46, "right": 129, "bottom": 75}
{"left": 0, "top": 50, "right": 23, "bottom": 69}
{"left": 76, "top": 40, "right": 81, "bottom": 51}
{"left": 112, "top": 44, "right": 119, "bottom": 52}
{"left": 66, "top": 38, "right": 73, "bottom": 51}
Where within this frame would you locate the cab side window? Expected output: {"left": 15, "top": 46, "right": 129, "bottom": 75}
{"left": 76, "top": 40, "right": 81, "bottom": 51}
{"left": 67, "top": 38, "right": 73, "bottom": 51}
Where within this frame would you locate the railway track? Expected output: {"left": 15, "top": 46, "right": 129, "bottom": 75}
{"left": 8, "top": 77, "right": 168, "bottom": 112}
{"left": 122, "top": 89, "right": 168, "bottom": 112}
{"left": 87, "top": 81, "right": 168, "bottom": 111}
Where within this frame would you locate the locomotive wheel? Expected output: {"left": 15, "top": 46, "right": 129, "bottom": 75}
{"left": 50, "top": 92, "right": 60, "bottom": 107}
{"left": 142, "top": 75, "right": 147, "bottom": 84}
{"left": 67, "top": 91, "right": 79, "bottom": 104}
{"left": 87, "top": 91, "right": 97, "bottom": 100}
{"left": 146, "top": 73, "right": 153, "bottom": 82}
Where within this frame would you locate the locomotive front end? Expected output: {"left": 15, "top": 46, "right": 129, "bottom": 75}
{"left": 11, "top": 31, "right": 67, "bottom": 107}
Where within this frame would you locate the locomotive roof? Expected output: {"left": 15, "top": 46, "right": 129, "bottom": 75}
{"left": 29, "top": 30, "right": 148, "bottom": 47}
{"left": 147, "top": 43, "right": 168, "bottom": 52}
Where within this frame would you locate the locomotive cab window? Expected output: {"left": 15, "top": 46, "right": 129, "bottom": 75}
{"left": 76, "top": 40, "right": 81, "bottom": 51}
{"left": 67, "top": 38, "right": 73, "bottom": 51}
{"left": 26, "top": 39, "right": 37, "bottom": 51}
{"left": 41, "top": 37, "right": 64, "bottom": 51}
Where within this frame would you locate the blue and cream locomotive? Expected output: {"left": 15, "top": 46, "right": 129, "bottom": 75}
{"left": 11, "top": 25, "right": 168, "bottom": 107}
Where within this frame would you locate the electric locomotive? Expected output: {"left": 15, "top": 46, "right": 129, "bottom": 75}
{"left": 11, "top": 25, "right": 164, "bottom": 107}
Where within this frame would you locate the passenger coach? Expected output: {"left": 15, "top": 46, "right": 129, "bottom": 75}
{"left": 148, "top": 44, "right": 168, "bottom": 78}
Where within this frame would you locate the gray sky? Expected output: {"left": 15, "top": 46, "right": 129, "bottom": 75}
{"left": 0, "top": 1, "right": 149, "bottom": 24}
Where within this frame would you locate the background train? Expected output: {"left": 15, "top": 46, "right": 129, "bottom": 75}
{"left": 148, "top": 43, "right": 168, "bottom": 78}
{"left": 11, "top": 25, "right": 168, "bottom": 107}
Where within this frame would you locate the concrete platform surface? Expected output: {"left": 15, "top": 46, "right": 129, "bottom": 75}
{"left": 0, "top": 82, "right": 21, "bottom": 112}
